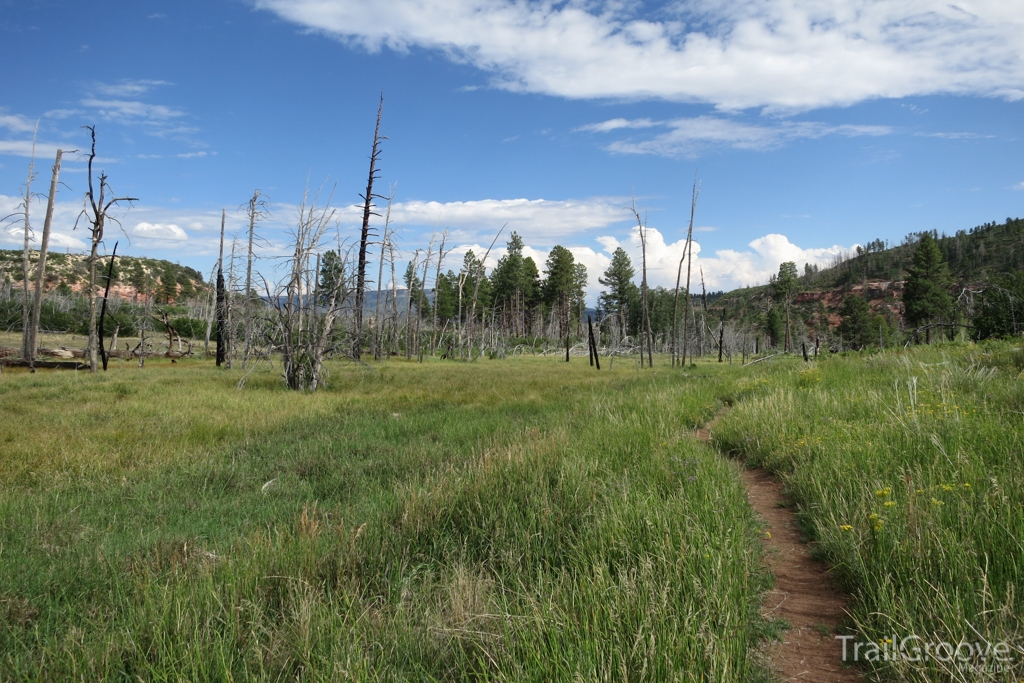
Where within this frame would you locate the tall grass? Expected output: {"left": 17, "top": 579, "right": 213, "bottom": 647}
{"left": 0, "top": 357, "right": 772, "bottom": 681}
{"left": 715, "top": 342, "right": 1024, "bottom": 682}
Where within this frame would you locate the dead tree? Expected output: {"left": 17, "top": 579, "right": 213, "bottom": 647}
{"left": 430, "top": 228, "right": 449, "bottom": 355}
{"left": 19, "top": 123, "right": 38, "bottom": 360}
{"left": 267, "top": 183, "right": 348, "bottom": 391}
{"left": 372, "top": 191, "right": 395, "bottom": 360}
{"left": 225, "top": 235, "right": 239, "bottom": 368}
{"left": 242, "top": 189, "right": 270, "bottom": 366}
{"left": 353, "top": 94, "right": 385, "bottom": 361}
{"left": 26, "top": 149, "right": 64, "bottom": 369}
{"left": 414, "top": 233, "right": 436, "bottom": 361}
{"left": 467, "top": 224, "right": 505, "bottom": 361}
{"left": 98, "top": 243, "right": 118, "bottom": 370}
{"left": 674, "top": 177, "right": 699, "bottom": 367}
{"left": 77, "top": 126, "right": 137, "bottom": 373}
{"left": 630, "top": 200, "right": 654, "bottom": 367}
{"left": 216, "top": 209, "right": 226, "bottom": 367}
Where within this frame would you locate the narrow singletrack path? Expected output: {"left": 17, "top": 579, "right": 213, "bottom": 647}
{"left": 698, "top": 406, "right": 863, "bottom": 682}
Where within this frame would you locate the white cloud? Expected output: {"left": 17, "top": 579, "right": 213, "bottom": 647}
{"left": 131, "top": 222, "right": 189, "bottom": 242}
{"left": 1014, "top": 181, "right": 1024, "bottom": 190}
{"left": 252, "top": 0, "right": 1024, "bottom": 111}
{"left": 177, "top": 151, "right": 207, "bottom": 159}
{"left": 0, "top": 112, "right": 38, "bottom": 134}
{"left": 81, "top": 98, "right": 185, "bottom": 122}
{"left": 588, "top": 226, "right": 855, "bottom": 293}
{"left": 597, "top": 116, "right": 892, "bottom": 157}
{"left": 575, "top": 118, "right": 659, "bottom": 133}
{"left": 92, "top": 79, "right": 171, "bottom": 98}
{"left": 334, "top": 197, "right": 632, "bottom": 244}
{"left": 0, "top": 140, "right": 63, "bottom": 158}
{"left": 43, "top": 109, "right": 83, "bottom": 120}
{"left": 914, "top": 131, "right": 995, "bottom": 139}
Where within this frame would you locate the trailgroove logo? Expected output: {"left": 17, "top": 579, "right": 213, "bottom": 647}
{"left": 837, "top": 635, "right": 1018, "bottom": 673}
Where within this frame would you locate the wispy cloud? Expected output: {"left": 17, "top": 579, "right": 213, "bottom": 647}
{"left": 80, "top": 98, "right": 185, "bottom": 123}
{"left": 1014, "top": 181, "right": 1024, "bottom": 190}
{"left": 586, "top": 116, "right": 892, "bottom": 157}
{"left": 0, "top": 140, "right": 63, "bottom": 158}
{"left": 913, "top": 131, "right": 997, "bottom": 140}
{"left": 78, "top": 81, "right": 202, "bottom": 145}
{"left": 252, "top": 0, "right": 1024, "bottom": 111}
{"left": 574, "top": 118, "right": 659, "bottom": 133}
{"left": 92, "top": 79, "right": 171, "bottom": 98}
{"left": 0, "top": 111, "right": 38, "bottom": 134}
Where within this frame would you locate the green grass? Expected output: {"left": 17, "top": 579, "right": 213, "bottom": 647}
{"left": 714, "top": 342, "right": 1024, "bottom": 682}
{"left": 0, "top": 356, "right": 773, "bottom": 681}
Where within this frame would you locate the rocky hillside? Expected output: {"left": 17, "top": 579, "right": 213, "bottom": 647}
{"left": 0, "top": 250, "right": 209, "bottom": 303}
{"left": 712, "top": 216, "right": 1024, "bottom": 334}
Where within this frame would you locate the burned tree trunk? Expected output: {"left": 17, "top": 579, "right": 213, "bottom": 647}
{"left": 353, "top": 94, "right": 385, "bottom": 361}
{"left": 78, "top": 126, "right": 136, "bottom": 373}
{"left": 98, "top": 243, "right": 118, "bottom": 371}
{"left": 216, "top": 209, "right": 226, "bottom": 367}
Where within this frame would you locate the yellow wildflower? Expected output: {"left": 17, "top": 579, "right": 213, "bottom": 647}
{"left": 840, "top": 525, "right": 853, "bottom": 531}
{"left": 884, "top": 501, "right": 895, "bottom": 507}
{"left": 931, "top": 498, "right": 944, "bottom": 506}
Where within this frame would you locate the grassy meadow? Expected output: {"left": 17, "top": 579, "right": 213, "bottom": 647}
{"left": 715, "top": 342, "right": 1024, "bottom": 682}
{"left": 1, "top": 343, "right": 1022, "bottom": 681}
{"left": 0, "top": 355, "right": 773, "bottom": 681}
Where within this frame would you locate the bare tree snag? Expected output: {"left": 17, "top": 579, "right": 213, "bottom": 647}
{"left": 467, "top": 224, "right": 505, "bottom": 361}
{"left": 98, "top": 242, "right": 118, "bottom": 370}
{"left": 242, "top": 189, "right": 269, "bottom": 366}
{"left": 20, "top": 123, "right": 38, "bottom": 361}
{"left": 588, "top": 315, "right": 601, "bottom": 370}
{"left": 216, "top": 209, "right": 226, "bottom": 367}
{"left": 27, "top": 149, "right": 63, "bottom": 370}
{"left": 78, "top": 126, "right": 137, "bottom": 373}
{"left": 630, "top": 199, "right": 654, "bottom": 368}
{"left": 431, "top": 228, "right": 449, "bottom": 355}
{"left": 372, "top": 189, "right": 395, "bottom": 360}
{"left": 679, "top": 178, "right": 700, "bottom": 367}
{"left": 354, "top": 93, "right": 385, "bottom": 361}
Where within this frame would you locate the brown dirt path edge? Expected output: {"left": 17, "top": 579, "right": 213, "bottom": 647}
{"left": 697, "top": 406, "right": 864, "bottom": 683}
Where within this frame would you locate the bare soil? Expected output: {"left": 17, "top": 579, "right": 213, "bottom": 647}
{"left": 699, "top": 407, "right": 864, "bottom": 682}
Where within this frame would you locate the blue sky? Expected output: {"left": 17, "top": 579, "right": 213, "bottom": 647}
{"left": 1, "top": 0, "right": 1022, "bottom": 300}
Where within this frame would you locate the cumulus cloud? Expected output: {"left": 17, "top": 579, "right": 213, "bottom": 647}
{"left": 252, "top": 0, "right": 1024, "bottom": 111}
{"left": 585, "top": 227, "right": 855, "bottom": 294}
{"left": 333, "top": 196, "right": 632, "bottom": 244}
{"left": 131, "top": 222, "right": 189, "bottom": 242}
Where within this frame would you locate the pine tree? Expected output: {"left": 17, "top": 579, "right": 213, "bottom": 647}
{"left": 771, "top": 261, "right": 798, "bottom": 351}
{"left": 903, "top": 233, "right": 953, "bottom": 342}
{"left": 837, "top": 294, "right": 872, "bottom": 350}
{"left": 598, "top": 247, "right": 637, "bottom": 336}
{"left": 543, "top": 246, "right": 576, "bottom": 340}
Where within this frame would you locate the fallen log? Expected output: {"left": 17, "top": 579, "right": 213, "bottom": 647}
{"left": 0, "top": 359, "right": 88, "bottom": 370}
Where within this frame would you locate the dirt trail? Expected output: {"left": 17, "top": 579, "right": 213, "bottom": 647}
{"left": 698, "top": 406, "right": 863, "bottom": 682}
